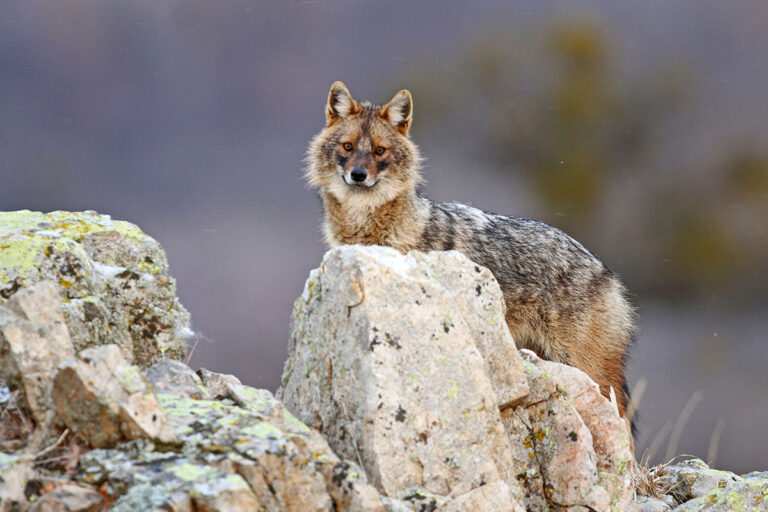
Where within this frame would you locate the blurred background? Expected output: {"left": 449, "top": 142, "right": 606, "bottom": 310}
{"left": 1, "top": 0, "right": 766, "bottom": 472}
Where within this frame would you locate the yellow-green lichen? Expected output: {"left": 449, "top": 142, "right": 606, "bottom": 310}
{"left": 282, "top": 409, "right": 311, "bottom": 433}
{"left": 166, "top": 462, "right": 215, "bottom": 482}
{"left": 117, "top": 365, "right": 147, "bottom": 394}
{"left": 240, "top": 422, "right": 284, "bottom": 440}
{"left": 0, "top": 235, "right": 89, "bottom": 285}
{"left": 446, "top": 381, "right": 459, "bottom": 399}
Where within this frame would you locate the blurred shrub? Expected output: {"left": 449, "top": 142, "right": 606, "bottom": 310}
{"left": 399, "top": 14, "right": 766, "bottom": 302}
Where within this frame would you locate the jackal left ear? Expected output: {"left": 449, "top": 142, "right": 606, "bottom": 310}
{"left": 381, "top": 90, "right": 413, "bottom": 136}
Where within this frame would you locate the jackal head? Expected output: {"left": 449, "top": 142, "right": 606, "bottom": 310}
{"left": 306, "top": 82, "right": 422, "bottom": 208}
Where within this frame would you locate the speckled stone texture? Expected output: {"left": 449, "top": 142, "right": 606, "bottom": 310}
{"left": 0, "top": 210, "right": 190, "bottom": 366}
{"left": 279, "top": 245, "right": 531, "bottom": 509}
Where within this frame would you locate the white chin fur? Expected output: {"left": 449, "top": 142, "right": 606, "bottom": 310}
{"left": 327, "top": 171, "right": 401, "bottom": 210}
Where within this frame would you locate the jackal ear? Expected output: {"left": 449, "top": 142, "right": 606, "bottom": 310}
{"left": 326, "top": 81, "right": 359, "bottom": 125}
{"left": 380, "top": 89, "right": 413, "bottom": 136}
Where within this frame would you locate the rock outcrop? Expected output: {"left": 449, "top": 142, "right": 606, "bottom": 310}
{"left": 0, "top": 210, "right": 190, "bottom": 366}
{"left": 1, "top": 211, "right": 766, "bottom": 511}
{"left": 279, "top": 246, "right": 636, "bottom": 511}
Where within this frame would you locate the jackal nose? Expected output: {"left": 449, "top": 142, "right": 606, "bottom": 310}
{"left": 350, "top": 168, "right": 367, "bottom": 182}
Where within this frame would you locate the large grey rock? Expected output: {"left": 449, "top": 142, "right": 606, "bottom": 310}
{"left": 0, "top": 210, "right": 190, "bottom": 366}
{"left": 0, "top": 281, "right": 74, "bottom": 424}
{"left": 279, "top": 246, "right": 531, "bottom": 508}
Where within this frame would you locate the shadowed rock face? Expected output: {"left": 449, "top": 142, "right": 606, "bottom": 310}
{"left": 0, "top": 210, "right": 190, "bottom": 366}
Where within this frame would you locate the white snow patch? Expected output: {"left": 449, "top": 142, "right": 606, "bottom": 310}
{"left": 93, "top": 261, "right": 126, "bottom": 279}
{"left": 355, "top": 245, "right": 419, "bottom": 275}
{"left": 175, "top": 326, "right": 195, "bottom": 340}
{"left": 301, "top": 268, "right": 321, "bottom": 302}
{"left": 33, "top": 230, "right": 61, "bottom": 238}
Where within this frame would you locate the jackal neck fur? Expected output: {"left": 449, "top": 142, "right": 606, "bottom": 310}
{"left": 321, "top": 191, "right": 428, "bottom": 253}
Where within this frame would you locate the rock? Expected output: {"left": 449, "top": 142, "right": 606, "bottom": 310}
{"left": 0, "top": 210, "right": 190, "bottom": 366}
{"left": 437, "top": 480, "right": 515, "bottom": 512}
{"left": 144, "top": 359, "right": 210, "bottom": 400}
{"left": 0, "top": 451, "right": 33, "bottom": 506}
{"left": 52, "top": 344, "right": 176, "bottom": 448}
{"left": 196, "top": 367, "right": 242, "bottom": 399}
{"left": 637, "top": 496, "right": 672, "bottom": 512}
{"left": 503, "top": 350, "right": 636, "bottom": 511}
{"left": 664, "top": 458, "right": 741, "bottom": 502}
{"left": 673, "top": 474, "right": 768, "bottom": 511}
{"left": 0, "top": 281, "right": 74, "bottom": 424}
{"left": 391, "top": 488, "right": 447, "bottom": 512}
{"left": 27, "top": 484, "right": 104, "bottom": 512}
{"left": 279, "top": 246, "right": 527, "bottom": 509}
{"left": 74, "top": 372, "right": 387, "bottom": 512}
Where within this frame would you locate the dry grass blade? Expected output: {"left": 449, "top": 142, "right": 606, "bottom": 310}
{"left": 185, "top": 330, "right": 208, "bottom": 365}
{"left": 634, "top": 459, "right": 674, "bottom": 498}
{"left": 665, "top": 391, "right": 703, "bottom": 460}
{"left": 35, "top": 428, "right": 70, "bottom": 459}
{"left": 625, "top": 377, "right": 647, "bottom": 426}
{"left": 643, "top": 420, "right": 672, "bottom": 467}
{"left": 706, "top": 418, "right": 726, "bottom": 467}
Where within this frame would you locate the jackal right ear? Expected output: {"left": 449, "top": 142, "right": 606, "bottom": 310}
{"left": 326, "top": 81, "right": 359, "bottom": 126}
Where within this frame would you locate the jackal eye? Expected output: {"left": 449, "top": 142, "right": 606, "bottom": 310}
{"left": 342, "top": 142, "right": 354, "bottom": 151}
{"left": 374, "top": 146, "right": 386, "bottom": 155}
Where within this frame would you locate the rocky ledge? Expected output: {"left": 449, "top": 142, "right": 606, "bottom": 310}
{"left": 0, "top": 211, "right": 765, "bottom": 511}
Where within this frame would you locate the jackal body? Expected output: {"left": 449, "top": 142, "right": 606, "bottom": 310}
{"left": 306, "top": 82, "right": 635, "bottom": 417}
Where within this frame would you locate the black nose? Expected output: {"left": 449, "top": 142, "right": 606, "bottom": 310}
{"left": 350, "top": 168, "right": 367, "bottom": 182}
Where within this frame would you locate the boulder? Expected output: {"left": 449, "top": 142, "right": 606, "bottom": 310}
{"left": 279, "top": 246, "right": 528, "bottom": 509}
{"left": 0, "top": 210, "right": 190, "bottom": 366}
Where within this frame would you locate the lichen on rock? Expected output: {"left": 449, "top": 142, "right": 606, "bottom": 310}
{"left": 0, "top": 210, "right": 190, "bottom": 366}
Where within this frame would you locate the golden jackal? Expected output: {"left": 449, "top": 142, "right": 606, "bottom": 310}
{"left": 305, "top": 81, "right": 635, "bottom": 422}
